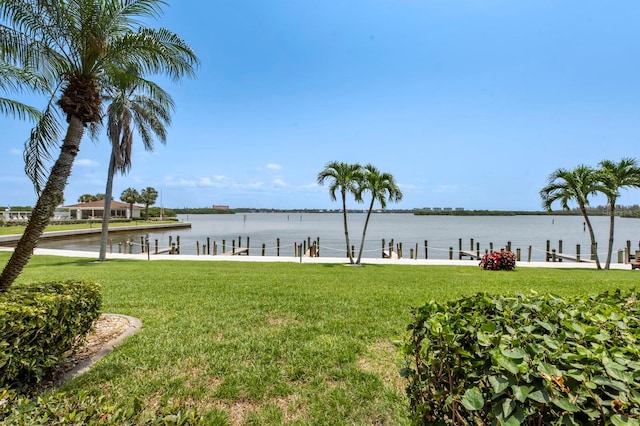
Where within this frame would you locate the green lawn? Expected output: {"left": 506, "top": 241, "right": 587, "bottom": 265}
{"left": 3, "top": 253, "right": 639, "bottom": 424}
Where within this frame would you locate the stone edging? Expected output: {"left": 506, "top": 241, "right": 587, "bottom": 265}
{"left": 61, "top": 314, "right": 143, "bottom": 383}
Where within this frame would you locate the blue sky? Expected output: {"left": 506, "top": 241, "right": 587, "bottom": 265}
{"left": 3, "top": 0, "right": 640, "bottom": 210}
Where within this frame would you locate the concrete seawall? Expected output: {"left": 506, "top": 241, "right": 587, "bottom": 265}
{"left": 0, "top": 222, "right": 191, "bottom": 245}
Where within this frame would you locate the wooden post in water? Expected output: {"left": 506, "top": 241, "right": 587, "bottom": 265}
{"left": 176, "top": 236, "right": 180, "bottom": 254}
{"left": 576, "top": 244, "right": 581, "bottom": 262}
{"left": 155, "top": 239, "right": 158, "bottom": 254}
{"left": 449, "top": 247, "right": 453, "bottom": 260}
{"left": 388, "top": 241, "right": 393, "bottom": 258}
{"left": 169, "top": 235, "right": 173, "bottom": 249}
{"left": 294, "top": 242, "right": 297, "bottom": 257}
{"left": 351, "top": 245, "right": 355, "bottom": 259}
{"left": 238, "top": 236, "right": 242, "bottom": 248}
{"left": 410, "top": 248, "right": 414, "bottom": 259}
{"left": 424, "top": 240, "right": 428, "bottom": 259}
{"left": 232, "top": 239, "right": 236, "bottom": 255}
{"left": 415, "top": 243, "right": 418, "bottom": 260}
{"left": 261, "top": 244, "right": 266, "bottom": 256}
{"left": 140, "top": 236, "right": 145, "bottom": 253}
{"left": 382, "top": 239, "right": 385, "bottom": 258}
{"left": 626, "top": 240, "right": 631, "bottom": 263}
{"left": 213, "top": 241, "right": 217, "bottom": 256}
{"left": 546, "top": 240, "right": 550, "bottom": 262}
{"left": 476, "top": 242, "right": 480, "bottom": 259}
{"left": 398, "top": 242, "right": 403, "bottom": 259}
{"left": 277, "top": 238, "right": 280, "bottom": 256}
{"left": 316, "top": 237, "right": 320, "bottom": 256}
{"left": 171, "top": 242, "right": 176, "bottom": 254}
{"left": 207, "top": 237, "right": 210, "bottom": 255}
{"left": 222, "top": 239, "right": 226, "bottom": 254}
{"left": 470, "top": 238, "right": 474, "bottom": 251}
{"left": 516, "top": 248, "right": 521, "bottom": 261}
{"left": 196, "top": 241, "right": 200, "bottom": 256}
{"left": 527, "top": 245, "right": 532, "bottom": 262}
{"left": 458, "top": 238, "right": 463, "bottom": 260}
{"left": 507, "top": 241, "right": 511, "bottom": 252}
{"left": 246, "top": 237, "right": 250, "bottom": 255}
{"left": 552, "top": 249, "right": 557, "bottom": 262}
{"left": 558, "top": 240, "right": 563, "bottom": 262}
{"left": 303, "top": 240, "right": 307, "bottom": 255}
{"left": 490, "top": 242, "right": 494, "bottom": 252}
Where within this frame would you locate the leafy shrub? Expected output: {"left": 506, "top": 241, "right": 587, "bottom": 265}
{"left": 0, "top": 280, "right": 101, "bottom": 394}
{"left": 0, "top": 389, "right": 223, "bottom": 425}
{"left": 402, "top": 290, "right": 640, "bottom": 425}
{"left": 479, "top": 250, "right": 516, "bottom": 271}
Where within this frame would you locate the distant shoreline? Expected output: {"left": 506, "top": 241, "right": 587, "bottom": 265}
{"left": 172, "top": 208, "right": 637, "bottom": 218}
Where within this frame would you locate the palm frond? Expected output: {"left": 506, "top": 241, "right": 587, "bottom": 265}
{"left": 24, "top": 101, "right": 63, "bottom": 193}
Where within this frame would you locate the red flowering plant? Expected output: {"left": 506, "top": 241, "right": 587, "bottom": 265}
{"left": 479, "top": 250, "right": 516, "bottom": 271}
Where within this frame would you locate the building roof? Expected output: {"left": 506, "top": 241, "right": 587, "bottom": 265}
{"left": 63, "top": 200, "right": 142, "bottom": 209}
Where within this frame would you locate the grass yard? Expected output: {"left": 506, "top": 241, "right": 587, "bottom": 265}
{"left": 3, "top": 253, "right": 639, "bottom": 424}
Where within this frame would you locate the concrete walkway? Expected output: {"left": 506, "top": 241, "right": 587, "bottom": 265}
{"left": 0, "top": 246, "right": 633, "bottom": 270}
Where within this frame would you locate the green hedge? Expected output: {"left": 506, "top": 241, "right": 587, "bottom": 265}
{"left": 402, "top": 290, "right": 640, "bottom": 425}
{"left": 0, "top": 280, "right": 102, "bottom": 393}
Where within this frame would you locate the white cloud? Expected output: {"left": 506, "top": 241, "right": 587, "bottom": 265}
{"left": 434, "top": 184, "right": 464, "bottom": 193}
{"left": 74, "top": 158, "right": 99, "bottom": 167}
{"left": 266, "top": 163, "right": 283, "bottom": 171}
{"left": 9, "top": 149, "right": 21, "bottom": 156}
{"left": 272, "top": 178, "right": 285, "bottom": 187}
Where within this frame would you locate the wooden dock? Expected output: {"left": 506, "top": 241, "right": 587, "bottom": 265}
{"left": 459, "top": 250, "right": 482, "bottom": 260}
{"left": 219, "top": 247, "right": 250, "bottom": 256}
{"left": 546, "top": 252, "right": 594, "bottom": 263}
{"left": 382, "top": 250, "right": 398, "bottom": 259}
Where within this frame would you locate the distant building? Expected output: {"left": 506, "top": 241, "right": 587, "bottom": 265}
{"left": 64, "top": 200, "right": 142, "bottom": 219}
{"left": 455, "top": 207, "right": 465, "bottom": 211}
{"left": 212, "top": 205, "right": 230, "bottom": 210}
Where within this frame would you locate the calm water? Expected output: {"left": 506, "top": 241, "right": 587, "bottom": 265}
{"left": 36, "top": 213, "right": 640, "bottom": 261}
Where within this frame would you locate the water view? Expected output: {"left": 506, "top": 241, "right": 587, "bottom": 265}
{"left": 36, "top": 213, "right": 640, "bottom": 262}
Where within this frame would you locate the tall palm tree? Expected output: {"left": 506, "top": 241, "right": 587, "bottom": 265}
{"left": 140, "top": 187, "right": 159, "bottom": 220}
{"left": 120, "top": 187, "right": 141, "bottom": 218}
{"left": 598, "top": 158, "right": 640, "bottom": 269}
{"left": 317, "top": 161, "right": 362, "bottom": 264}
{"left": 355, "top": 164, "right": 402, "bottom": 265}
{"left": 98, "top": 66, "right": 173, "bottom": 261}
{"left": 0, "top": 0, "right": 198, "bottom": 290}
{"left": 540, "top": 165, "right": 605, "bottom": 270}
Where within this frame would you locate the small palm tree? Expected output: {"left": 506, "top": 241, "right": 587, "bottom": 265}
{"left": 78, "top": 194, "right": 97, "bottom": 203}
{"left": 120, "top": 188, "right": 141, "bottom": 219}
{"left": 598, "top": 158, "right": 640, "bottom": 269}
{"left": 98, "top": 65, "right": 174, "bottom": 261}
{"left": 0, "top": 0, "right": 198, "bottom": 290}
{"left": 317, "top": 161, "right": 363, "bottom": 264}
{"left": 355, "top": 164, "right": 402, "bottom": 265}
{"left": 540, "top": 165, "right": 605, "bottom": 269}
{"left": 140, "top": 187, "right": 159, "bottom": 220}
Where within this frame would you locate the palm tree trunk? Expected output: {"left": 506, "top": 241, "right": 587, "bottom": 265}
{"left": 99, "top": 152, "right": 117, "bottom": 261}
{"left": 580, "top": 205, "right": 601, "bottom": 270}
{"left": 356, "top": 199, "right": 375, "bottom": 265}
{"left": 605, "top": 205, "right": 615, "bottom": 270}
{"left": 341, "top": 191, "right": 354, "bottom": 264}
{"left": 0, "top": 117, "right": 85, "bottom": 291}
